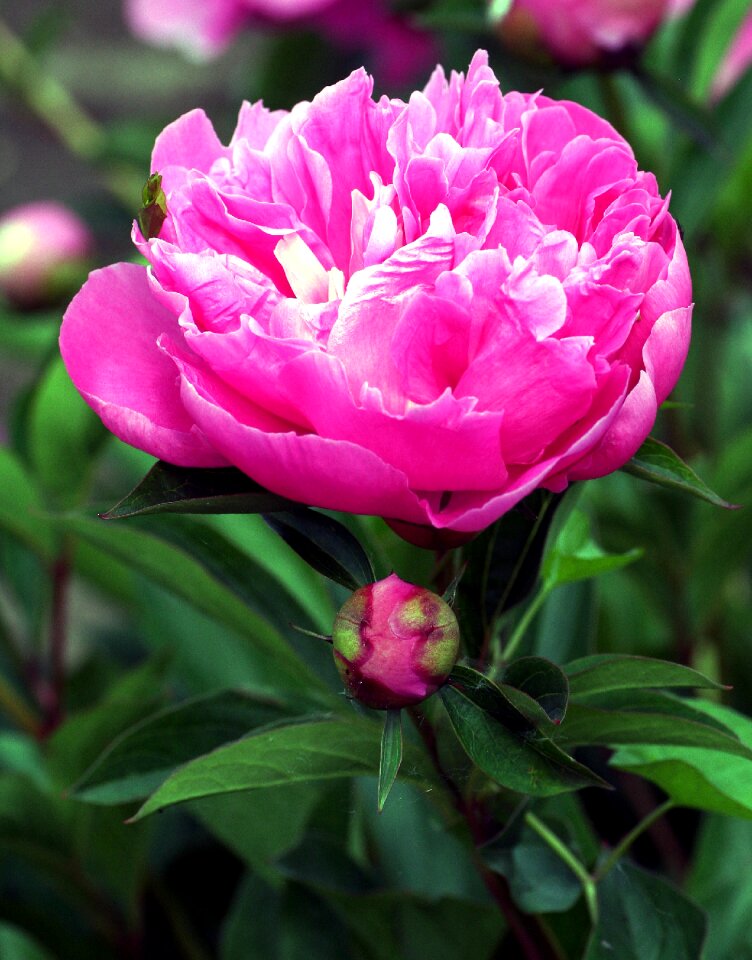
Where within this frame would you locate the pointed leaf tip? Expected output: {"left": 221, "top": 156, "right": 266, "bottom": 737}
{"left": 377, "top": 709, "right": 403, "bottom": 812}
{"left": 624, "top": 436, "right": 738, "bottom": 509}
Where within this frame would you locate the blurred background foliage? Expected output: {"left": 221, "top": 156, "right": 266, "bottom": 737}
{"left": 1, "top": 0, "right": 752, "bottom": 957}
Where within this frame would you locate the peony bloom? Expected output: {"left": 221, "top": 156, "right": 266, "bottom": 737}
{"left": 124, "top": 0, "right": 434, "bottom": 86}
{"left": 0, "top": 202, "right": 92, "bottom": 308}
{"left": 496, "top": 0, "right": 690, "bottom": 66}
{"left": 711, "top": 9, "right": 752, "bottom": 101}
{"left": 332, "top": 574, "right": 460, "bottom": 709}
{"left": 60, "top": 51, "right": 691, "bottom": 535}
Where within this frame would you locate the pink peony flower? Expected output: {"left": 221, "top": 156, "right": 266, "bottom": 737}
{"left": 496, "top": 0, "right": 687, "bottom": 65}
{"left": 60, "top": 51, "right": 691, "bottom": 535}
{"left": 711, "top": 9, "right": 752, "bottom": 101}
{"left": 124, "top": 0, "right": 434, "bottom": 85}
{"left": 0, "top": 201, "right": 92, "bottom": 308}
{"left": 332, "top": 574, "right": 460, "bottom": 709}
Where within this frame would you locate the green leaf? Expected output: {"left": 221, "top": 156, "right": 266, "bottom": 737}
{"left": 0, "top": 923, "right": 55, "bottom": 960}
{"left": 377, "top": 709, "right": 402, "bottom": 813}
{"left": 264, "top": 510, "right": 375, "bottom": 590}
{"left": 448, "top": 664, "right": 550, "bottom": 734}
{"left": 687, "top": 815, "right": 752, "bottom": 960}
{"left": 542, "top": 510, "right": 642, "bottom": 590}
{"left": 557, "top": 704, "right": 752, "bottom": 758}
{"left": 0, "top": 447, "right": 56, "bottom": 559}
{"left": 502, "top": 657, "right": 569, "bottom": 723}
{"left": 356, "top": 778, "right": 488, "bottom": 901}
{"left": 124, "top": 514, "right": 320, "bottom": 643}
{"left": 47, "top": 655, "right": 170, "bottom": 786}
{"left": 565, "top": 654, "right": 724, "bottom": 700}
{"left": 52, "top": 514, "right": 329, "bottom": 699}
{"left": 610, "top": 700, "right": 752, "bottom": 819}
{"left": 26, "top": 356, "right": 108, "bottom": 509}
{"left": 483, "top": 823, "right": 582, "bottom": 914}
{"left": 131, "top": 716, "right": 432, "bottom": 820}
{"left": 440, "top": 684, "right": 608, "bottom": 796}
{"left": 585, "top": 863, "right": 706, "bottom": 960}
{"left": 101, "top": 460, "right": 296, "bottom": 519}
{"left": 623, "top": 436, "right": 736, "bottom": 508}
{"left": 191, "top": 782, "right": 321, "bottom": 866}
{"left": 72, "top": 689, "right": 302, "bottom": 804}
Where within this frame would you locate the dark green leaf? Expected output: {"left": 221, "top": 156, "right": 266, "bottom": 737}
{"left": 610, "top": 700, "right": 752, "bottom": 818}
{"left": 101, "top": 460, "right": 296, "bottom": 519}
{"left": 72, "top": 689, "right": 301, "bottom": 804}
{"left": 131, "top": 716, "right": 433, "bottom": 820}
{"left": 377, "top": 709, "right": 402, "bottom": 812}
{"left": 585, "top": 863, "right": 706, "bottom": 960}
{"left": 502, "top": 657, "right": 569, "bottom": 724}
{"left": 623, "top": 436, "right": 736, "bottom": 508}
{"left": 483, "top": 823, "right": 582, "bottom": 914}
{"left": 191, "top": 783, "right": 321, "bottom": 866}
{"left": 47, "top": 656, "right": 170, "bottom": 786}
{"left": 264, "top": 510, "right": 375, "bottom": 590}
{"left": 357, "top": 778, "right": 488, "bottom": 901}
{"left": 126, "top": 514, "right": 320, "bottom": 643}
{"left": 52, "top": 514, "right": 330, "bottom": 699}
{"left": 565, "top": 654, "right": 725, "bottom": 700}
{"left": 440, "top": 685, "right": 608, "bottom": 796}
{"left": 222, "top": 874, "right": 350, "bottom": 960}
{"left": 448, "top": 664, "right": 548, "bottom": 734}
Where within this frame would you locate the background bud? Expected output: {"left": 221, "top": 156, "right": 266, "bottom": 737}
{"left": 332, "top": 574, "right": 460, "bottom": 710}
{"left": 0, "top": 202, "right": 92, "bottom": 308}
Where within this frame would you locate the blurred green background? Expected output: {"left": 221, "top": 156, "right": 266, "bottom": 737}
{"left": 2, "top": 1, "right": 752, "bottom": 958}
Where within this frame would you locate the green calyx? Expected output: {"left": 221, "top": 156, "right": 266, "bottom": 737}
{"left": 138, "top": 173, "right": 168, "bottom": 241}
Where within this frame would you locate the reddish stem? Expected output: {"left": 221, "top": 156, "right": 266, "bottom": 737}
{"left": 407, "top": 706, "right": 557, "bottom": 960}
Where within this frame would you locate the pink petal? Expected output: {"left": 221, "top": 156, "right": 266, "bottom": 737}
{"left": 152, "top": 109, "right": 228, "bottom": 176}
{"left": 60, "top": 264, "right": 224, "bottom": 466}
{"left": 174, "top": 353, "right": 430, "bottom": 522}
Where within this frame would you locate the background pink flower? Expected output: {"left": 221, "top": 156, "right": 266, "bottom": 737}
{"left": 0, "top": 201, "right": 92, "bottom": 308}
{"left": 497, "top": 0, "right": 688, "bottom": 65}
{"left": 124, "top": 0, "right": 434, "bottom": 86}
{"left": 60, "top": 51, "right": 691, "bottom": 535}
{"left": 712, "top": 9, "right": 752, "bottom": 100}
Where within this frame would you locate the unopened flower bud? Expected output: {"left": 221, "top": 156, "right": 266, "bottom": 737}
{"left": 0, "top": 202, "right": 92, "bottom": 308}
{"left": 332, "top": 574, "right": 460, "bottom": 710}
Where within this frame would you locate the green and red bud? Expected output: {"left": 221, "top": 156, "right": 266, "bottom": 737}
{"left": 332, "top": 574, "right": 460, "bottom": 710}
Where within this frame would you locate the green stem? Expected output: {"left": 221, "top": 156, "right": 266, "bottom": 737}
{"left": 0, "top": 18, "right": 139, "bottom": 207}
{"left": 525, "top": 812, "right": 598, "bottom": 927}
{"left": 499, "top": 585, "right": 550, "bottom": 665}
{"left": 595, "top": 799, "right": 675, "bottom": 881}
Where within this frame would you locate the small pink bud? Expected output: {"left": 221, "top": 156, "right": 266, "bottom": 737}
{"left": 0, "top": 202, "right": 92, "bottom": 308}
{"left": 332, "top": 574, "right": 460, "bottom": 710}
